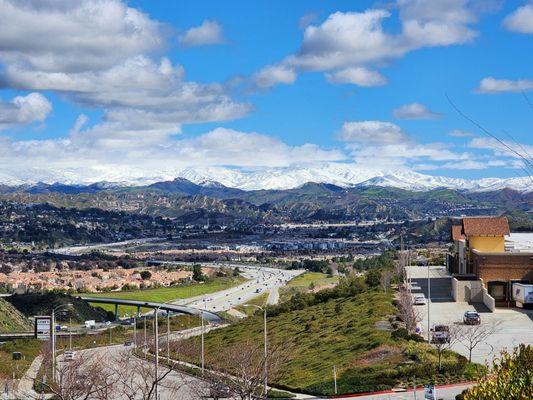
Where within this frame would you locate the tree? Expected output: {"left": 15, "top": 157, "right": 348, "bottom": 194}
{"left": 458, "top": 321, "right": 500, "bottom": 363}
{"left": 463, "top": 344, "right": 532, "bottom": 400}
{"left": 396, "top": 286, "right": 421, "bottom": 334}
{"left": 380, "top": 270, "right": 393, "bottom": 294}
{"left": 365, "top": 268, "right": 381, "bottom": 287}
{"left": 430, "top": 324, "right": 460, "bottom": 372}
{"left": 140, "top": 270, "right": 152, "bottom": 280}
{"left": 192, "top": 264, "right": 206, "bottom": 282}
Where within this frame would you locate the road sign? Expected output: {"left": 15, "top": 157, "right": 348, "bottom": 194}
{"left": 424, "top": 384, "right": 436, "bottom": 400}
{"left": 35, "top": 316, "right": 52, "bottom": 340}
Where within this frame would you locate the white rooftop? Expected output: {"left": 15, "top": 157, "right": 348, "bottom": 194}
{"left": 506, "top": 232, "right": 533, "bottom": 253}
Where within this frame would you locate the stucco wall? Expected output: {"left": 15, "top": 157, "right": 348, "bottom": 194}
{"left": 469, "top": 236, "right": 505, "bottom": 253}
{"left": 452, "top": 277, "right": 484, "bottom": 303}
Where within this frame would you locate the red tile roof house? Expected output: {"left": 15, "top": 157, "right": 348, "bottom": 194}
{"left": 448, "top": 216, "right": 533, "bottom": 310}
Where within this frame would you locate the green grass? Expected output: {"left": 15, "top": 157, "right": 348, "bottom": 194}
{"left": 0, "top": 339, "right": 43, "bottom": 379}
{"left": 280, "top": 272, "right": 339, "bottom": 302}
{"left": 192, "top": 291, "right": 479, "bottom": 396}
{"left": 235, "top": 292, "right": 269, "bottom": 316}
{"left": 0, "top": 298, "right": 32, "bottom": 332}
{"left": 84, "top": 276, "right": 246, "bottom": 317}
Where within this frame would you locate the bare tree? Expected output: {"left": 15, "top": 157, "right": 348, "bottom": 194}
{"left": 396, "top": 286, "right": 421, "bottom": 334}
{"left": 430, "top": 324, "right": 461, "bottom": 372}
{"left": 35, "top": 347, "right": 118, "bottom": 400}
{"left": 190, "top": 340, "right": 290, "bottom": 400}
{"left": 380, "top": 269, "right": 393, "bottom": 294}
{"left": 457, "top": 321, "right": 500, "bottom": 363}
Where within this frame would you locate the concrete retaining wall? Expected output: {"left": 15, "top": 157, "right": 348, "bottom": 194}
{"left": 482, "top": 286, "right": 496, "bottom": 312}
{"left": 452, "top": 278, "right": 484, "bottom": 303}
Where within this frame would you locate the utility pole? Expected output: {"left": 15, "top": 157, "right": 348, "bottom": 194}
{"left": 144, "top": 316, "right": 147, "bottom": 350}
{"left": 167, "top": 312, "right": 170, "bottom": 362}
{"left": 69, "top": 316, "right": 72, "bottom": 350}
{"left": 133, "top": 316, "right": 137, "bottom": 349}
{"left": 333, "top": 365, "right": 337, "bottom": 395}
{"left": 427, "top": 264, "right": 431, "bottom": 343}
{"left": 109, "top": 326, "right": 112, "bottom": 345}
{"left": 263, "top": 307, "right": 268, "bottom": 397}
{"left": 413, "top": 377, "right": 417, "bottom": 400}
{"left": 155, "top": 308, "right": 159, "bottom": 400}
{"left": 201, "top": 311, "right": 205, "bottom": 375}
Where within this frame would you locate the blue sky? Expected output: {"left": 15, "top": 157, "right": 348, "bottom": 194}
{"left": 0, "top": 0, "right": 532, "bottom": 184}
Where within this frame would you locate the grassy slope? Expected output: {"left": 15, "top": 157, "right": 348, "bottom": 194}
{"left": 0, "top": 339, "right": 42, "bottom": 379}
{"left": 280, "top": 272, "right": 339, "bottom": 302}
{"left": 84, "top": 276, "right": 245, "bottom": 316}
{"left": 0, "top": 298, "right": 32, "bottom": 332}
{"left": 199, "top": 291, "right": 477, "bottom": 395}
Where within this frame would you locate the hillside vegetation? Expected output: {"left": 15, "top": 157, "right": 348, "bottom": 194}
{"left": 0, "top": 298, "right": 32, "bottom": 332}
{"left": 195, "top": 278, "right": 480, "bottom": 395}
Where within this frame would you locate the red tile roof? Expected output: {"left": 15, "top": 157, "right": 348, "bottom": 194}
{"left": 451, "top": 225, "right": 466, "bottom": 241}
{"left": 461, "top": 216, "right": 510, "bottom": 237}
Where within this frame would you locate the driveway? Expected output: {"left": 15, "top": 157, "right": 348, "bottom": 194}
{"left": 407, "top": 265, "right": 533, "bottom": 364}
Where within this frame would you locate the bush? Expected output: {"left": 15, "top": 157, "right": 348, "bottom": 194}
{"left": 140, "top": 270, "right": 152, "bottom": 280}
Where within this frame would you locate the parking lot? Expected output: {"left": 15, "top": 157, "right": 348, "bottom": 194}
{"left": 407, "top": 266, "right": 533, "bottom": 364}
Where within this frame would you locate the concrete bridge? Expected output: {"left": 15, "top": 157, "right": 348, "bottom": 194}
{"left": 79, "top": 296, "right": 223, "bottom": 323}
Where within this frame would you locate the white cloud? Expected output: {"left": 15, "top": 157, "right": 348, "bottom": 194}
{"left": 393, "top": 103, "right": 442, "bottom": 119}
{"left": 0, "top": 0, "right": 162, "bottom": 73}
{"left": 477, "top": 77, "right": 533, "bottom": 93}
{"left": 0, "top": 93, "right": 52, "bottom": 130}
{"left": 503, "top": 4, "right": 533, "bottom": 34}
{"left": 253, "top": 1, "right": 482, "bottom": 88}
{"left": 449, "top": 129, "right": 473, "bottom": 137}
{"left": 252, "top": 64, "right": 297, "bottom": 89}
{"left": 179, "top": 20, "right": 224, "bottom": 47}
{"left": 299, "top": 12, "right": 319, "bottom": 29}
{"left": 339, "top": 121, "right": 408, "bottom": 144}
{"left": 468, "top": 137, "right": 533, "bottom": 159}
{"left": 325, "top": 67, "right": 387, "bottom": 86}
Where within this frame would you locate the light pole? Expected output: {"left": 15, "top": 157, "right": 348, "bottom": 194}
{"left": 200, "top": 311, "right": 205, "bottom": 375}
{"left": 333, "top": 365, "right": 337, "bottom": 395}
{"left": 427, "top": 264, "right": 431, "bottom": 343}
{"left": 51, "top": 303, "right": 73, "bottom": 383}
{"left": 154, "top": 307, "right": 160, "bottom": 400}
{"left": 243, "top": 304, "right": 268, "bottom": 398}
{"left": 167, "top": 311, "right": 170, "bottom": 362}
{"left": 68, "top": 316, "right": 72, "bottom": 351}
{"left": 133, "top": 316, "right": 137, "bottom": 350}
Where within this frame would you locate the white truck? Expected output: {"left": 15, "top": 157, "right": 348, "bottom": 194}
{"left": 84, "top": 320, "right": 96, "bottom": 329}
{"left": 512, "top": 283, "right": 533, "bottom": 308}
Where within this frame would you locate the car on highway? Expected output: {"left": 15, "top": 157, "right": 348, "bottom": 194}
{"left": 431, "top": 324, "right": 450, "bottom": 344}
{"left": 414, "top": 295, "right": 427, "bottom": 305}
{"left": 463, "top": 311, "right": 481, "bottom": 325}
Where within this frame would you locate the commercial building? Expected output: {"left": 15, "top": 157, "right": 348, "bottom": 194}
{"left": 448, "top": 216, "right": 533, "bottom": 309}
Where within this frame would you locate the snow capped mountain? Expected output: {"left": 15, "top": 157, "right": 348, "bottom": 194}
{"left": 0, "top": 163, "right": 530, "bottom": 193}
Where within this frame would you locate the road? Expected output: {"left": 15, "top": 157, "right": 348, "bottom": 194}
{"left": 408, "top": 265, "right": 533, "bottom": 364}
{"left": 335, "top": 383, "right": 473, "bottom": 400}
{"left": 172, "top": 264, "right": 303, "bottom": 313}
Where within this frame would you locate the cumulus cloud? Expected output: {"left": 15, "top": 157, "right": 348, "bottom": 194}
{"left": 339, "top": 121, "right": 409, "bottom": 144}
{"left": 179, "top": 20, "right": 224, "bottom": 47}
{"left": 503, "top": 4, "right": 533, "bottom": 34}
{"left": 299, "top": 12, "right": 319, "bottom": 29}
{"left": 393, "top": 103, "right": 442, "bottom": 120}
{"left": 468, "top": 137, "right": 533, "bottom": 159}
{"left": 325, "top": 67, "right": 387, "bottom": 86}
{"left": 0, "top": 92, "right": 52, "bottom": 130}
{"left": 0, "top": 0, "right": 162, "bottom": 73}
{"left": 477, "top": 77, "right": 533, "bottom": 93}
{"left": 252, "top": 1, "right": 482, "bottom": 88}
{"left": 252, "top": 64, "right": 297, "bottom": 89}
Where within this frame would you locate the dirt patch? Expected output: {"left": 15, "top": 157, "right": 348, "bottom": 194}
{"left": 351, "top": 344, "right": 404, "bottom": 367}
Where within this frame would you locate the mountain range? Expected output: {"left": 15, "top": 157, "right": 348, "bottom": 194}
{"left": 0, "top": 163, "right": 531, "bottom": 193}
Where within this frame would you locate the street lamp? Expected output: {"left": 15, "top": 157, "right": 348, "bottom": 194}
{"left": 243, "top": 304, "right": 268, "bottom": 398}
{"left": 154, "top": 307, "right": 160, "bottom": 400}
{"left": 51, "top": 303, "right": 73, "bottom": 382}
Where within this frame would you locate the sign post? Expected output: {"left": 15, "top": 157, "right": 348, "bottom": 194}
{"left": 424, "top": 384, "right": 436, "bottom": 400}
{"left": 34, "top": 316, "right": 52, "bottom": 340}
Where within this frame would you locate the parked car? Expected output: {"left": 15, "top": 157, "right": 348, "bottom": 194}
{"left": 431, "top": 324, "right": 450, "bottom": 343}
{"left": 414, "top": 295, "right": 427, "bottom": 305}
{"left": 209, "top": 383, "right": 232, "bottom": 399}
{"left": 463, "top": 311, "right": 481, "bottom": 325}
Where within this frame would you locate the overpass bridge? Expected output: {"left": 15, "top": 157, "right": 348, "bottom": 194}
{"left": 79, "top": 296, "right": 223, "bottom": 323}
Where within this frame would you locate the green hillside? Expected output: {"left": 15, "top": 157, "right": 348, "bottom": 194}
{"left": 0, "top": 298, "right": 32, "bottom": 332}
{"left": 192, "top": 282, "right": 480, "bottom": 395}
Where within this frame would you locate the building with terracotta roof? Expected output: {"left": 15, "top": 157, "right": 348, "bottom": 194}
{"left": 448, "top": 216, "right": 533, "bottom": 308}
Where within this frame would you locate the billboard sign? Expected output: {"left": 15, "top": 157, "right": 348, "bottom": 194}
{"left": 35, "top": 316, "right": 52, "bottom": 340}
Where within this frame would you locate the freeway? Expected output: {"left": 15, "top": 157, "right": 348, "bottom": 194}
{"left": 171, "top": 264, "right": 304, "bottom": 313}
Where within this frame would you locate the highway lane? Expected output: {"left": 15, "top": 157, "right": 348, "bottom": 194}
{"left": 172, "top": 265, "right": 304, "bottom": 313}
